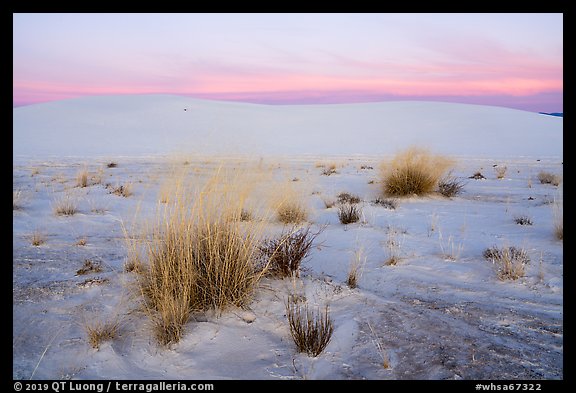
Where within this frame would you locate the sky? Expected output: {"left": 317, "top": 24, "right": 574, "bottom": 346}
{"left": 13, "top": 13, "right": 563, "bottom": 112}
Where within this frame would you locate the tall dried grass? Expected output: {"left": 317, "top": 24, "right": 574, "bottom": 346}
{"left": 129, "top": 165, "right": 272, "bottom": 345}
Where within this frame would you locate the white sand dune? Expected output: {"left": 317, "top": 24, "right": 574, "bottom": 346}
{"left": 13, "top": 94, "right": 562, "bottom": 158}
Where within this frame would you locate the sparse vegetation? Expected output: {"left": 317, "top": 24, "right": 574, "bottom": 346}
{"left": 76, "top": 168, "right": 89, "bottom": 188}
{"left": 514, "top": 215, "right": 533, "bottom": 226}
{"left": 322, "top": 197, "right": 336, "bottom": 209}
{"left": 372, "top": 197, "right": 397, "bottom": 210}
{"left": 285, "top": 299, "right": 334, "bottom": 357}
{"left": 537, "top": 171, "right": 561, "bottom": 186}
{"left": 438, "top": 230, "right": 464, "bottom": 261}
{"left": 30, "top": 231, "right": 46, "bottom": 246}
{"left": 277, "top": 201, "right": 307, "bottom": 224}
{"left": 320, "top": 164, "right": 337, "bottom": 176}
{"left": 367, "top": 321, "right": 391, "bottom": 369}
{"left": 347, "top": 248, "right": 366, "bottom": 289}
{"left": 494, "top": 166, "right": 507, "bottom": 179}
{"left": 381, "top": 147, "right": 454, "bottom": 197}
{"left": 13, "top": 190, "right": 24, "bottom": 210}
{"left": 384, "top": 227, "right": 404, "bottom": 265}
{"left": 108, "top": 183, "right": 133, "bottom": 197}
{"left": 553, "top": 185, "right": 563, "bottom": 240}
{"left": 337, "top": 203, "right": 361, "bottom": 224}
{"left": 76, "top": 259, "right": 103, "bottom": 275}
{"left": 437, "top": 175, "right": 465, "bottom": 197}
{"left": 85, "top": 320, "right": 119, "bottom": 350}
{"left": 469, "top": 172, "right": 486, "bottom": 180}
{"left": 53, "top": 193, "right": 79, "bottom": 216}
{"left": 259, "top": 225, "right": 320, "bottom": 278}
{"left": 239, "top": 209, "right": 253, "bottom": 222}
{"left": 483, "top": 246, "right": 530, "bottom": 280}
{"left": 337, "top": 192, "right": 361, "bottom": 204}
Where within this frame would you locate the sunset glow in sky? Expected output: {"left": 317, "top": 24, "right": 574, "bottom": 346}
{"left": 13, "top": 13, "right": 563, "bottom": 112}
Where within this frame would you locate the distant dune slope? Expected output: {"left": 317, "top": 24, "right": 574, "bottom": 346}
{"left": 13, "top": 94, "right": 563, "bottom": 158}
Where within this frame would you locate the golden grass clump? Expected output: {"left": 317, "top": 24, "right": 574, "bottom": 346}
{"left": 85, "top": 320, "right": 119, "bottom": 349}
{"left": 380, "top": 147, "right": 454, "bottom": 197}
{"left": 132, "top": 165, "right": 271, "bottom": 346}
{"left": 277, "top": 201, "right": 308, "bottom": 224}
{"left": 483, "top": 246, "right": 530, "bottom": 280}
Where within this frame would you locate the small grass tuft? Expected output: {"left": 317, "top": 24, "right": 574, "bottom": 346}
{"left": 108, "top": 183, "right": 133, "bottom": 197}
{"left": 494, "top": 166, "right": 507, "bottom": 179}
{"left": 85, "top": 320, "right": 119, "bottom": 350}
{"left": 320, "top": 164, "right": 337, "bottom": 176}
{"left": 53, "top": 194, "right": 79, "bottom": 216}
{"left": 76, "top": 259, "right": 103, "bottom": 275}
{"left": 384, "top": 227, "right": 403, "bottom": 266}
{"left": 277, "top": 202, "right": 308, "bottom": 224}
{"left": 30, "top": 231, "right": 46, "bottom": 246}
{"left": 537, "top": 171, "right": 561, "bottom": 186}
{"left": 483, "top": 246, "right": 530, "bottom": 280}
{"left": 347, "top": 248, "right": 366, "bottom": 289}
{"left": 76, "top": 168, "right": 89, "bottom": 188}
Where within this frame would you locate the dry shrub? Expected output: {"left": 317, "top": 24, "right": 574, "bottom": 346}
{"left": 381, "top": 147, "right": 454, "bottom": 197}
{"left": 259, "top": 225, "right": 320, "bottom": 278}
{"left": 338, "top": 203, "right": 361, "bottom": 224}
{"left": 285, "top": 298, "right": 334, "bottom": 357}
{"left": 514, "top": 215, "right": 533, "bottom": 226}
{"left": 469, "top": 172, "right": 486, "bottom": 180}
{"left": 437, "top": 175, "right": 465, "bottom": 197}
{"left": 483, "top": 246, "right": 530, "bottom": 280}
{"left": 537, "top": 171, "right": 561, "bottom": 186}
{"left": 372, "top": 197, "right": 397, "bottom": 210}
{"left": 337, "top": 192, "right": 361, "bottom": 204}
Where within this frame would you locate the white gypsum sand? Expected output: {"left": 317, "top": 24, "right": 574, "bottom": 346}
{"left": 13, "top": 96, "right": 562, "bottom": 380}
